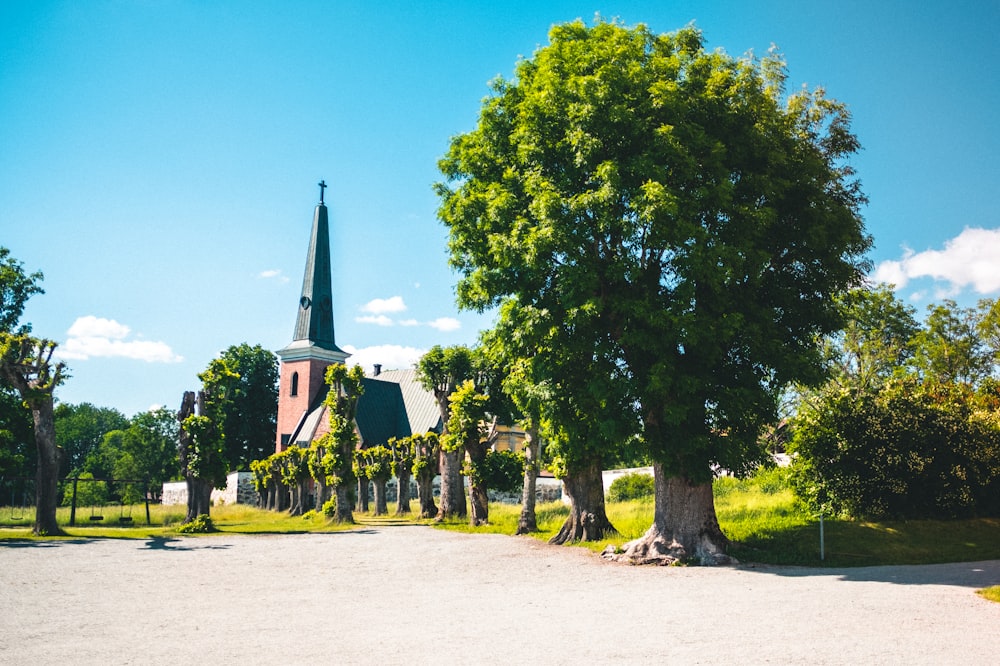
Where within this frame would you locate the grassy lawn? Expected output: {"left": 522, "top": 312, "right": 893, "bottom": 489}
{"left": 3, "top": 471, "right": 1000, "bottom": 569}
{"left": 977, "top": 586, "right": 1000, "bottom": 603}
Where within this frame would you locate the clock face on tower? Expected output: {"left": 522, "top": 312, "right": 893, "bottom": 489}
{"left": 300, "top": 296, "right": 311, "bottom": 310}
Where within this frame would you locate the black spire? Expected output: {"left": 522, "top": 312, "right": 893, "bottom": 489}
{"left": 292, "top": 193, "right": 339, "bottom": 350}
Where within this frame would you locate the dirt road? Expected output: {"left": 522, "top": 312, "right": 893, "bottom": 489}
{"left": 2, "top": 527, "right": 998, "bottom": 664}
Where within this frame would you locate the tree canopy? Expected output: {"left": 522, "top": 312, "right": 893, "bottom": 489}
{"left": 437, "top": 20, "right": 870, "bottom": 562}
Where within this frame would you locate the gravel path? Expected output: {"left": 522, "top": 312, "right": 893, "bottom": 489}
{"left": 2, "top": 526, "right": 999, "bottom": 664}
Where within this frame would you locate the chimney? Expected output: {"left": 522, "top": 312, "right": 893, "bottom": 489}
{"left": 373, "top": 363, "right": 382, "bottom": 377}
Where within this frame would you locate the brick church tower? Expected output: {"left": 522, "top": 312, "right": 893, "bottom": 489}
{"left": 275, "top": 182, "right": 349, "bottom": 452}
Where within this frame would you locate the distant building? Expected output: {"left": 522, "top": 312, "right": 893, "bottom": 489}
{"left": 275, "top": 185, "right": 441, "bottom": 453}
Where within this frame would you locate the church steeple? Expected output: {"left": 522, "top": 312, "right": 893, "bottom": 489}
{"left": 292, "top": 182, "right": 339, "bottom": 348}
{"left": 275, "top": 183, "right": 349, "bottom": 452}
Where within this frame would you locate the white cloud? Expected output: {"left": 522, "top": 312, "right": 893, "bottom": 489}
{"left": 342, "top": 344, "right": 426, "bottom": 375}
{"left": 258, "top": 269, "right": 290, "bottom": 284}
{"left": 427, "top": 317, "right": 461, "bottom": 332}
{"left": 355, "top": 314, "right": 394, "bottom": 327}
{"left": 67, "top": 315, "right": 130, "bottom": 340}
{"left": 398, "top": 319, "right": 420, "bottom": 327}
{"left": 873, "top": 227, "right": 1000, "bottom": 295}
{"left": 361, "top": 296, "right": 407, "bottom": 314}
{"left": 56, "top": 316, "right": 183, "bottom": 363}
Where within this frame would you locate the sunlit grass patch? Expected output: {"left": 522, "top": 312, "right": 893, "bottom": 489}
{"left": 977, "top": 586, "right": 1000, "bottom": 603}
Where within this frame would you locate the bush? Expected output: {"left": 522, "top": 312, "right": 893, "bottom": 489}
{"left": 176, "top": 514, "right": 216, "bottom": 533}
{"left": 322, "top": 497, "right": 337, "bottom": 517}
{"left": 789, "top": 381, "right": 1000, "bottom": 520}
{"left": 608, "top": 472, "right": 654, "bottom": 502}
{"left": 476, "top": 449, "right": 524, "bottom": 494}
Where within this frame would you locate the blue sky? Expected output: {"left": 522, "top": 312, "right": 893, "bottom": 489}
{"left": 2, "top": 1, "right": 998, "bottom": 417}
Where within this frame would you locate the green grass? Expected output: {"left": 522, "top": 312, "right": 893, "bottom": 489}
{"left": 4, "top": 476, "right": 1000, "bottom": 568}
{"left": 977, "top": 586, "right": 1000, "bottom": 603}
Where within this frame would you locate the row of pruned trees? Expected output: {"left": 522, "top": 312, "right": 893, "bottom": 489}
{"left": 250, "top": 432, "right": 442, "bottom": 520}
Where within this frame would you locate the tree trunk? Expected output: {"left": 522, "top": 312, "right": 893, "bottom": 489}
{"left": 185, "top": 477, "right": 212, "bottom": 523}
{"left": 549, "top": 457, "right": 615, "bottom": 545}
{"left": 315, "top": 479, "right": 330, "bottom": 512}
{"left": 372, "top": 477, "right": 388, "bottom": 515}
{"left": 395, "top": 469, "right": 412, "bottom": 515}
{"left": 466, "top": 441, "right": 489, "bottom": 526}
{"left": 416, "top": 470, "right": 437, "bottom": 518}
{"left": 436, "top": 448, "right": 467, "bottom": 519}
{"left": 333, "top": 481, "right": 354, "bottom": 524}
{"left": 356, "top": 477, "right": 370, "bottom": 512}
{"left": 516, "top": 426, "right": 540, "bottom": 535}
{"left": 32, "top": 398, "right": 64, "bottom": 536}
{"left": 618, "top": 463, "right": 732, "bottom": 565}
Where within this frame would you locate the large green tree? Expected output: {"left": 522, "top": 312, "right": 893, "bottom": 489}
{"left": 0, "top": 248, "right": 67, "bottom": 535}
{"left": 54, "top": 402, "right": 129, "bottom": 477}
{"left": 437, "top": 21, "right": 869, "bottom": 562}
{"left": 218, "top": 343, "right": 279, "bottom": 471}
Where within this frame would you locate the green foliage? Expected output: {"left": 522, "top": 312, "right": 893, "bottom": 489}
{"left": 322, "top": 497, "right": 337, "bottom": 517}
{"left": 608, "top": 472, "right": 654, "bottom": 502}
{"left": 180, "top": 359, "right": 239, "bottom": 489}
{"left": 55, "top": 402, "right": 129, "bottom": 477}
{"left": 388, "top": 437, "right": 414, "bottom": 477}
{"left": 824, "top": 285, "right": 920, "bottom": 390}
{"left": 442, "top": 380, "right": 488, "bottom": 453}
{"left": 0, "top": 385, "right": 33, "bottom": 478}
{"left": 409, "top": 432, "right": 440, "bottom": 479}
{"left": 355, "top": 445, "right": 393, "bottom": 481}
{"left": 437, "top": 20, "right": 869, "bottom": 486}
{"left": 218, "top": 343, "right": 279, "bottom": 471}
{"left": 175, "top": 513, "right": 216, "bottom": 533}
{"left": 912, "top": 299, "right": 995, "bottom": 386}
{"left": 473, "top": 449, "right": 524, "bottom": 494}
{"left": 789, "top": 380, "right": 1000, "bottom": 519}
{"left": 67, "top": 472, "right": 109, "bottom": 508}
{"left": 0, "top": 246, "right": 44, "bottom": 335}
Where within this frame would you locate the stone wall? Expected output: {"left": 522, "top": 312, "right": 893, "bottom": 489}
{"left": 160, "top": 472, "right": 259, "bottom": 507}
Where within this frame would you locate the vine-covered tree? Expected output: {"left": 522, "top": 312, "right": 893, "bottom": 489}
{"left": 410, "top": 432, "right": 439, "bottom": 518}
{"left": 416, "top": 345, "right": 474, "bottom": 519}
{"left": 437, "top": 21, "right": 869, "bottom": 562}
{"left": 389, "top": 436, "right": 414, "bottom": 515}
{"left": 177, "top": 358, "right": 238, "bottom": 523}
{"left": 444, "top": 380, "right": 490, "bottom": 525}
{"left": 356, "top": 445, "right": 393, "bottom": 515}
{"left": 318, "top": 363, "right": 365, "bottom": 524}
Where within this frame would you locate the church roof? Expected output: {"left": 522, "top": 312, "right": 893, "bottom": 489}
{"left": 372, "top": 368, "right": 442, "bottom": 435}
{"left": 287, "top": 368, "right": 441, "bottom": 449}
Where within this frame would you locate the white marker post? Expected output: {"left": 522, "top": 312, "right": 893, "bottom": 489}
{"left": 819, "top": 512, "right": 825, "bottom": 561}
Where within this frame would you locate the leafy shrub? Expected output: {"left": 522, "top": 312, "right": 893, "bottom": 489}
{"left": 790, "top": 380, "right": 1000, "bottom": 519}
{"left": 176, "top": 513, "right": 216, "bottom": 533}
{"left": 608, "top": 472, "right": 654, "bottom": 502}
{"left": 322, "top": 497, "right": 337, "bottom": 517}
{"left": 473, "top": 449, "right": 523, "bottom": 494}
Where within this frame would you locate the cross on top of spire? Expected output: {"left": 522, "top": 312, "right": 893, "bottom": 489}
{"left": 318, "top": 180, "right": 327, "bottom": 204}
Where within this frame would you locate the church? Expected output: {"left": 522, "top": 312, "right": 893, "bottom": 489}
{"left": 274, "top": 183, "right": 442, "bottom": 454}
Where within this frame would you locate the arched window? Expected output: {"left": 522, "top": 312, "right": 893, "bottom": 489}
{"left": 290, "top": 371, "right": 299, "bottom": 397}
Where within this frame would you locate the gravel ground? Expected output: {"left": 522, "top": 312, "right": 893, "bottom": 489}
{"left": 1, "top": 526, "right": 999, "bottom": 665}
